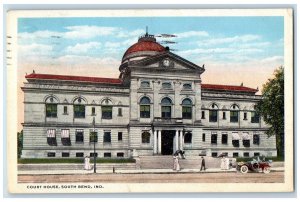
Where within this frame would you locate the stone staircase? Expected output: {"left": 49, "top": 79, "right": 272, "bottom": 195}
{"left": 139, "top": 156, "right": 225, "bottom": 169}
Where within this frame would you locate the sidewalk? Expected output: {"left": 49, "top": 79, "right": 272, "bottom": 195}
{"left": 18, "top": 167, "right": 284, "bottom": 175}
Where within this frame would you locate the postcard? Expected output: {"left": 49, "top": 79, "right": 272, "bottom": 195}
{"left": 6, "top": 9, "right": 294, "bottom": 193}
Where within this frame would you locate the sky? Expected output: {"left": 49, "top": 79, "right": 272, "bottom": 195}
{"left": 17, "top": 16, "right": 284, "bottom": 131}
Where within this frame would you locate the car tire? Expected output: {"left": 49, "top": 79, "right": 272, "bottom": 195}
{"left": 240, "top": 165, "right": 248, "bottom": 174}
{"left": 263, "top": 167, "right": 271, "bottom": 174}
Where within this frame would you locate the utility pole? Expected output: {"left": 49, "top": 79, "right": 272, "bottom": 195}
{"left": 92, "top": 117, "right": 96, "bottom": 173}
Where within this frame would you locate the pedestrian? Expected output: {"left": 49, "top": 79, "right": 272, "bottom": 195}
{"left": 173, "top": 155, "right": 180, "bottom": 171}
{"left": 200, "top": 156, "right": 206, "bottom": 171}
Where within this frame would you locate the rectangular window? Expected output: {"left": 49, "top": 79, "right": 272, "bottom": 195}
{"left": 233, "top": 152, "right": 239, "bottom": 157}
{"left": 251, "top": 112, "right": 260, "bottom": 123}
{"left": 90, "top": 153, "right": 98, "bottom": 157}
{"left": 211, "top": 133, "right": 217, "bottom": 144}
{"left": 117, "top": 152, "right": 124, "bottom": 157}
{"left": 63, "top": 106, "right": 68, "bottom": 114}
{"left": 253, "top": 134, "right": 260, "bottom": 145}
{"left": 221, "top": 134, "right": 228, "bottom": 144}
{"left": 47, "top": 152, "right": 55, "bottom": 157}
{"left": 202, "top": 133, "right": 206, "bottom": 142}
{"left": 209, "top": 110, "right": 218, "bottom": 122}
{"left": 47, "top": 129, "right": 57, "bottom": 146}
{"left": 76, "top": 152, "right": 84, "bottom": 157}
{"left": 104, "top": 153, "right": 111, "bottom": 158}
{"left": 182, "top": 106, "right": 192, "bottom": 119}
{"left": 118, "top": 132, "right": 123, "bottom": 141}
{"left": 201, "top": 111, "right": 205, "bottom": 119}
{"left": 118, "top": 108, "right": 123, "bottom": 116}
{"left": 243, "top": 152, "right": 250, "bottom": 157}
{"left": 254, "top": 152, "right": 260, "bottom": 157}
{"left": 230, "top": 111, "right": 239, "bottom": 122}
{"left": 140, "top": 105, "right": 150, "bottom": 118}
{"left": 91, "top": 107, "right": 96, "bottom": 115}
{"left": 103, "top": 131, "right": 111, "bottom": 143}
{"left": 62, "top": 152, "right": 70, "bottom": 157}
{"left": 46, "top": 104, "right": 57, "bottom": 118}
{"left": 74, "top": 105, "right": 85, "bottom": 118}
{"left": 211, "top": 152, "right": 218, "bottom": 157}
{"left": 89, "top": 131, "right": 98, "bottom": 143}
{"left": 161, "top": 106, "right": 171, "bottom": 118}
{"left": 243, "top": 112, "right": 247, "bottom": 120}
{"left": 102, "top": 106, "right": 112, "bottom": 119}
{"left": 61, "top": 129, "right": 71, "bottom": 146}
{"left": 223, "top": 112, "right": 226, "bottom": 119}
{"left": 75, "top": 129, "right": 84, "bottom": 143}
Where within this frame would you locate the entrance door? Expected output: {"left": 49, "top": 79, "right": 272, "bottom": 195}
{"left": 161, "top": 130, "right": 175, "bottom": 155}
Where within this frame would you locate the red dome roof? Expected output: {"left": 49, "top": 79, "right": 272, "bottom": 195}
{"left": 122, "top": 38, "right": 165, "bottom": 59}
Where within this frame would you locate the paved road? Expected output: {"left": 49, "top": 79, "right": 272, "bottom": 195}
{"left": 18, "top": 171, "right": 284, "bottom": 183}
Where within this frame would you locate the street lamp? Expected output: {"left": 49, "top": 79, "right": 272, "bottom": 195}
{"left": 92, "top": 117, "right": 96, "bottom": 173}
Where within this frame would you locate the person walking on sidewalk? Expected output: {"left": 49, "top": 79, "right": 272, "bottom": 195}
{"left": 200, "top": 157, "right": 206, "bottom": 171}
{"left": 173, "top": 155, "right": 180, "bottom": 171}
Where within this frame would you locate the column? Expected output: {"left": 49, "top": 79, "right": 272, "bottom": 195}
{"left": 153, "top": 130, "right": 157, "bottom": 154}
{"left": 179, "top": 130, "right": 183, "bottom": 150}
{"left": 175, "top": 130, "right": 179, "bottom": 151}
{"left": 158, "top": 130, "right": 161, "bottom": 154}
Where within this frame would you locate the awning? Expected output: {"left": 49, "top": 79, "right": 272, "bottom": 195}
{"left": 232, "top": 132, "right": 240, "bottom": 140}
{"left": 242, "top": 132, "right": 250, "bottom": 140}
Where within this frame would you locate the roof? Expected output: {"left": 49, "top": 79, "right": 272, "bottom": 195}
{"left": 201, "top": 84, "right": 258, "bottom": 93}
{"left": 122, "top": 40, "right": 165, "bottom": 59}
{"left": 25, "top": 73, "right": 122, "bottom": 84}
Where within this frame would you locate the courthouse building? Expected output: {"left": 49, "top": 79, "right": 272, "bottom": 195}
{"left": 21, "top": 32, "right": 277, "bottom": 158}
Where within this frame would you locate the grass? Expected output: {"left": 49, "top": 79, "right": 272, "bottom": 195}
{"left": 236, "top": 156, "right": 284, "bottom": 162}
{"left": 18, "top": 158, "right": 136, "bottom": 164}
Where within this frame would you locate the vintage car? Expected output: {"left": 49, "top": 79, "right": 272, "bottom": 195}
{"left": 237, "top": 157, "right": 272, "bottom": 174}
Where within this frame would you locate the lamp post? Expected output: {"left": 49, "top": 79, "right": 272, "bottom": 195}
{"left": 92, "top": 117, "right": 96, "bottom": 173}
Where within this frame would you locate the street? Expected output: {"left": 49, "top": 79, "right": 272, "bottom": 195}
{"left": 18, "top": 171, "right": 284, "bottom": 183}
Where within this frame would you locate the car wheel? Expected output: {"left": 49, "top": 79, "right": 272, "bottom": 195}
{"left": 240, "top": 165, "right": 248, "bottom": 174}
{"left": 263, "top": 167, "right": 271, "bottom": 174}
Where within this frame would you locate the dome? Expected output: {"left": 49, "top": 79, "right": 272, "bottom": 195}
{"left": 122, "top": 33, "right": 166, "bottom": 63}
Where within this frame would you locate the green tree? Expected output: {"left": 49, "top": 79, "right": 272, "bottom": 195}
{"left": 256, "top": 66, "right": 284, "bottom": 158}
{"left": 17, "top": 130, "right": 23, "bottom": 159}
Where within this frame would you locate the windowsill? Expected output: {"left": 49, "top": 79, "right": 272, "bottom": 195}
{"left": 75, "top": 142, "right": 84, "bottom": 144}
{"left": 102, "top": 118, "right": 112, "bottom": 120}
{"left": 74, "top": 117, "right": 85, "bottom": 119}
{"left": 46, "top": 116, "right": 58, "bottom": 118}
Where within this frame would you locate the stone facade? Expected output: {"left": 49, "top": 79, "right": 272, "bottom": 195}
{"left": 21, "top": 33, "right": 277, "bottom": 159}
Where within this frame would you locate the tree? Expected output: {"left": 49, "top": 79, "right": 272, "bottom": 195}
{"left": 17, "top": 130, "right": 23, "bottom": 159}
{"left": 256, "top": 66, "right": 284, "bottom": 158}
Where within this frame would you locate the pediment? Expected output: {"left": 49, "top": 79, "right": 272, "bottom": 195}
{"left": 130, "top": 51, "right": 205, "bottom": 72}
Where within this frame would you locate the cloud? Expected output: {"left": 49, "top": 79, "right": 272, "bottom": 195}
{"left": 64, "top": 26, "right": 118, "bottom": 39}
{"left": 198, "top": 34, "right": 261, "bottom": 47}
{"left": 116, "top": 29, "right": 144, "bottom": 38}
{"left": 18, "top": 30, "right": 62, "bottom": 40}
{"left": 176, "top": 31, "right": 209, "bottom": 38}
{"left": 18, "top": 43, "right": 53, "bottom": 56}
{"left": 65, "top": 42, "right": 101, "bottom": 54}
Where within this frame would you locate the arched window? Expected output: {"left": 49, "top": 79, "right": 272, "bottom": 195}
{"left": 74, "top": 97, "right": 86, "bottom": 118}
{"left": 141, "top": 131, "right": 150, "bottom": 143}
{"left": 183, "top": 83, "right": 192, "bottom": 90}
{"left": 230, "top": 104, "right": 239, "bottom": 123}
{"left": 182, "top": 98, "right": 192, "bottom": 119}
{"left": 161, "top": 97, "right": 172, "bottom": 118}
{"left": 184, "top": 132, "right": 192, "bottom": 144}
{"left": 101, "top": 98, "right": 113, "bottom": 119}
{"left": 209, "top": 103, "right": 218, "bottom": 122}
{"left": 140, "top": 97, "right": 151, "bottom": 118}
{"left": 45, "top": 96, "right": 58, "bottom": 118}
